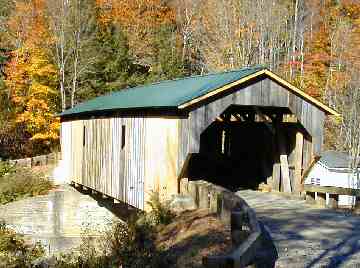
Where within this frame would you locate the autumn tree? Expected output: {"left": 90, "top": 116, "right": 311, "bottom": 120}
{"left": 4, "top": 0, "right": 60, "bottom": 156}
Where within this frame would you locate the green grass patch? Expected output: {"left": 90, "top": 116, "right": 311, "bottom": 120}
{"left": 0, "top": 162, "right": 54, "bottom": 205}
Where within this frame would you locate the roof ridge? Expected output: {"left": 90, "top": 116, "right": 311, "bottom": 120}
{"left": 112, "top": 65, "right": 267, "bottom": 94}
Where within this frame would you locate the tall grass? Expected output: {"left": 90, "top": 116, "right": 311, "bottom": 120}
{"left": 53, "top": 191, "right": 174, "bottom": 268}
{"left": 0, "top": 162, "right": 54, "bottom": 205}
{"left": 0, "top": 220, "right": 45, "bottom": 267}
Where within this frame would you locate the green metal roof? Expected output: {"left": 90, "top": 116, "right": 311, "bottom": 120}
{"left": 60, "top": 66, "right": 265, "bottom": 117}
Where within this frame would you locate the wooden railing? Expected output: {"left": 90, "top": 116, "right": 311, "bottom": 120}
{"left": 180, "top": 179, "right": 278, "bottom": 268}
{"left": 304, "top": 184, "right": 360, "bottom": 208}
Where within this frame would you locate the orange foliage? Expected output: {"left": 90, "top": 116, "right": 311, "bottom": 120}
{"left": 96, "top": 0, "right": 176, "bottom": 59}
{"left": 5, "top": 0, "right": 59, "bottom": 147}
{"left": 301, "top": 0, "right": 360, "bottom": 98}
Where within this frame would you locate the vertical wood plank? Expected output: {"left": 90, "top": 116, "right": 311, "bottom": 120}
{"left": 277, "top": 124, "right": 292, "bottom": 193}
{"left": 294, "top": 131, "right": 304, "bottom": 193}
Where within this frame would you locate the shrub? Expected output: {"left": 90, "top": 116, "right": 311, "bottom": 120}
{"left": 53, "top": 218, "right": 163, "bottom": 268}
{"left": 0, "top": 164, "right": 54, "bottom": 205}
{"left": 0, "top": 162, "right": 15, "bottom": 178}
{"left": 146, "top": 191, "right": 175, "bottom": 225}
{"left": 0, "top": 220, "right": 45, "bottom": 267}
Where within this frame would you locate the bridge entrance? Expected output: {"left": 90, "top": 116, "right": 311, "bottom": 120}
{"left": 186, "top": 105, "right": 306, "bottom": 192}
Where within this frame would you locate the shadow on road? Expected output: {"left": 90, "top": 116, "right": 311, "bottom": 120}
{"left": 256, "top": 206, "right": 360, "bottom": 267}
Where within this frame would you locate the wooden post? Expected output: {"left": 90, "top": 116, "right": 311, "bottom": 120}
{"left": 306, "top": 191, "right": 315, "bottom": 204}
{"left": 224, "top": 113, "right": 231, "bottom": 157}
{"left": 272, "top": 163, "right": 281, "bottom": 191}
{"left": 276, "top": 122, "right": 291, "bottom": 193}
{"left": 279, "top": 155, "right": 291, "bottom": 193}
{"left": 316, "top": 192, "right": 326, "bottom": 207}
{"left": 294, "top": 131, "right": 304, "bottom": 194}
{"left": 272, "top": 119, "right": 281, "bottom": 191}
{"left": 328, "top": 194, "right": 338, "bottom": 209}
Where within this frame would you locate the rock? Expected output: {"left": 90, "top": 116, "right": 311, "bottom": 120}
{"left": 169, "top": 194, "right": 196, "bottom": 212}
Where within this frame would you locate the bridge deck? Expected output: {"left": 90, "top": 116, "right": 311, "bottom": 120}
{"left": 237, "top": 190, "right": 360, "bottom": 267}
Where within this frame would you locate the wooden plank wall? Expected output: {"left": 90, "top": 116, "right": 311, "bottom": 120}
{"left": 144, "top": 118, "right": 179, "bottom": 208}
{"left": 61, "top": 117, "right": 180, "bottom": 210}
{"left": 178, "top": 78, "right": 324, "bottom": 159}
{"left": 60, "top": 122, "right": 73, "bottom": 182}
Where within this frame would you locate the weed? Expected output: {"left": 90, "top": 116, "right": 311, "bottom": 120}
{"left": 0, "top": 220, "right": 45, "bottom": 267}
{"left": 0, "top": 161, "right": 15, "bottom": 178}
{"left": 0, "top": 165, "right": 54, "bottom": 205}
{"left": 146, "top": 191, "right": 175, "bottom": 225}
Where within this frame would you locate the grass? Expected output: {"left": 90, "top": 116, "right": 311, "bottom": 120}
{"left": 50, "top": 195, "right": 231, "bottom": 268}
{"left": 52, "top": 191, "right": 174, "bottom": 268}
{"left": 0, "top": 220, "right": 45, "bottom": 267}
{"left": 0, "top": 161, "right": 54, "bottom": 205}
{"left": 0, "top": 184, "right": 230, "bottom": 267}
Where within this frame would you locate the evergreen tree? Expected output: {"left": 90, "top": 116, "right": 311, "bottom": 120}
{"left": 148, "top": 25, "right": 186, "bottom": 81}
{"left": 77, "top": 22, "right": 149, "bottom": 101}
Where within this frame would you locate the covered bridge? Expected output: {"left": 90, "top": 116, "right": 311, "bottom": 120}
{"left": 59, "top": 66, "right": 339, "bottom": 210}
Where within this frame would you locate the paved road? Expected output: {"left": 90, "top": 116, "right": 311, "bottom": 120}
{"left": 0, "top": 184, "right": 118, "bottom": 255}
{"left": 237, "top": 190, "right": 360, "bottom": 267}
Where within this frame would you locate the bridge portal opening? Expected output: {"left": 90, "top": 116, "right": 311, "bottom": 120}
{"left": 186, "top": 105, "right": 306, "bottom": 192}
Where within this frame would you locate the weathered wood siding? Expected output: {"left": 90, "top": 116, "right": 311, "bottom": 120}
{"left": 61, "top": 117, "right": 179, "bottom": 210}
{"left": 178, "top": 78, "right": 324, "bottom": 161}
{"left": 61, "top": 75, "right": 328, "bottom": 203}
{"left": 176, "top": 77, "right": 326, "bottom": 189}
{"left": 144, "top": 118, "right": 179, "bottom": 205}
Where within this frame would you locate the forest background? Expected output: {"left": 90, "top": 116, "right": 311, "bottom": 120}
{"left": 0, "top": 0, "right": 359, "bottom": 161}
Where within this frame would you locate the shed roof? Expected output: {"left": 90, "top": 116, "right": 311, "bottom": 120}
{"left": 319, "top": 151, "right": 359, "bottom": 169}
{"left": 60, "top": 66, "right": 339, "bottom": 118}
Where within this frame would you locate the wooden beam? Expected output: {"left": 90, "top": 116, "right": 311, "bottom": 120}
{"left": 263, "top": 70, "right": 340, "bottom": 117}
{"left": 254, "top": 107, "right": 275, "bottom": 134}
{"left": 328, "top": 194, "right": 338, "bottom": 208}
{"left": 177, "top": 69, "right": 340, "bottom": 117}
{"left": 279, "top": 155, "right": 291, "bottom": 193}
{"left": 304, "top": 184, "right": 360, "bottom": 197}
{"left": 276, "top": 125, "right": 292, "bottom": 193}
{"left": 316, "top": 192, "right": 326, "bottom": 207}
{"left": 271, "top": 130, "right": 280, "bottom": 191}
{"left": 301, "top": 156, "right": 320, "bottom": 184}
{"left": 306, "top": 191, "right": 316, "bottom": 204}
{"left": 294, "top": 131, "right": 304, "bottom": 193}
{"left": 223, "top": 113, "right": 231, "bottom": 156}
{"left": 272, "top": 163, "right": 281, "bottom": 191}
{"left": 234, "top": 114, "right": 243, "bottom": 121}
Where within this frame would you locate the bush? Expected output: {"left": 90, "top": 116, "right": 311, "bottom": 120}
{"left": 0, "top": 162, "right": 15, "bottom": 178}
{"left": 0, "top": 220, "right": 45, "bottom": 267}
{"left": 146, "top": 191, "right": 175, "bottom": 225}
{"left": 52, "top": 192, "right": 176, "bottom": 268}
{"left": 53, "top": 217, "right": 163, "bottom": 268}
{"left": 0, "top": 163, "right": 54, "bottom": 205}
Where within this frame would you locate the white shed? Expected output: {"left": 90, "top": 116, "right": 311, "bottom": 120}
{"left": 305, "top": 151, "right": 359, "bottom": 206}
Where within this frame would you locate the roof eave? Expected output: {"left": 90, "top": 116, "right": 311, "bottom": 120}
{"left": 59, "top": 106, "right": 187, "bottom": 121}
{"left": 177, "top": 69, "right": 341, "bottom": 117}
{"left": 177, "top": 69, "right": 267, "bottom": 109}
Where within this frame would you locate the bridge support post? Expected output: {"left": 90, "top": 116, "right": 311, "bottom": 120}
{"left": 316, "top": 192, "right": 326, "bottom": 207}
{"left": 327, "top": 194, "right": 338, "bottom": 209}
{"left": 306, "top": 191, "right": 315, "bottom": 204}
{"left": 294, "top": 131, "right": 303, "bottom": 194}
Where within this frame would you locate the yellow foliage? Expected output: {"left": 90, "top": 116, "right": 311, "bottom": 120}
{"left": 5, "top": 0, "right": 59, "bottom": 148}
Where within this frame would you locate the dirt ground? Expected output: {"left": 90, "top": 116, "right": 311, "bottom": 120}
{"left": 155, "top": 209, "right": 232, "bottom": 268}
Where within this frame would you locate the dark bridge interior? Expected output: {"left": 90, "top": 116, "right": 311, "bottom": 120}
{"left": 186, "top": 105, "right": 298, "bottom": 191}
